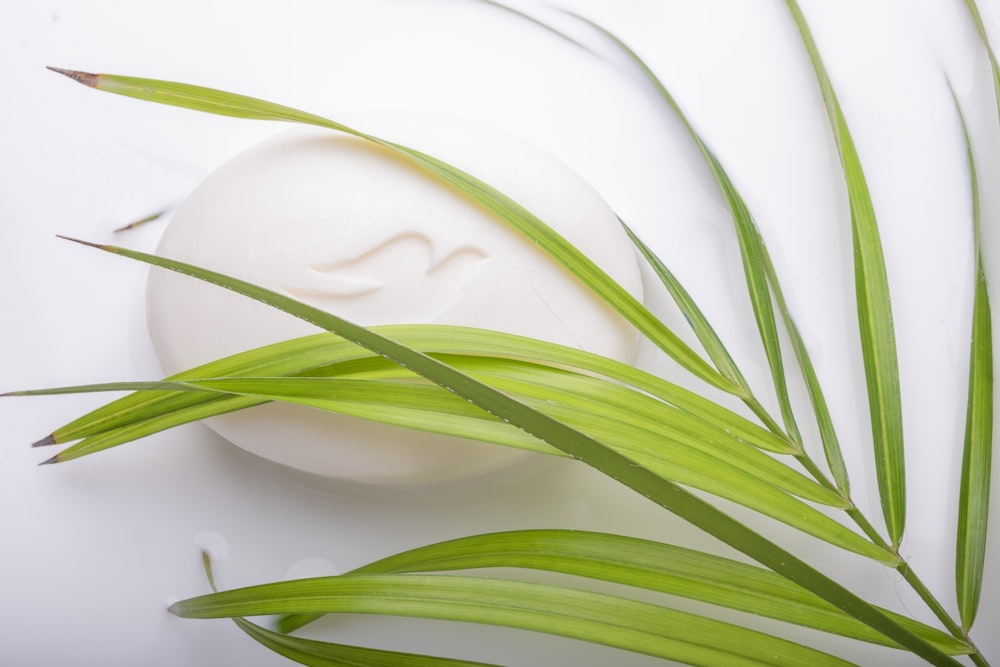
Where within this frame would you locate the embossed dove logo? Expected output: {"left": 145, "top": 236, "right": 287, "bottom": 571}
{"left": 248, "top": 230, "right": 489, "bottom": 323}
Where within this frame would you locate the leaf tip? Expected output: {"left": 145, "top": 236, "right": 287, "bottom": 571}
{"left": 201, "top": 549, "right": 220, "bottom": 593}
{"left": 31, "top": 434, "right": 57, "bottom": 448}
{"left": 46, "top": 66, "right": 99, "bottom": 88}
{"left": 112, "top": 209, "right": 168, "bottom": 234}
{"left": 56, "top": 235, "right": 106, "bottom": 251}
{"left": 38, "top": 453, "right": 62, "bottom": 466}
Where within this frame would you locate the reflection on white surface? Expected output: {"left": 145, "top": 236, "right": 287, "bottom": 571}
{"left": 1, "top": 0, "right": 999, "bottom": 665}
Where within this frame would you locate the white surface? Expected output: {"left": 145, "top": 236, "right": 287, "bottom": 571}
{"left": 1, "top": 0, "right": 999, "bottom": 665}
{"left": 147, "top": 116, "right": 641, "bottom": 483}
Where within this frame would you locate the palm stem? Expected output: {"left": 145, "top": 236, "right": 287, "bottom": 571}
{"left": 896, "top": 563, "right": 988, "bottom": 667}
{"left": 743, "top": 395, "right": 796, "bottom": 448}
{"left": 793, "top": 434, "right": 980, "bottom": 659}
{"left": 795, "top": 454, "right": 848, "bottom": 502}
{"left": 734, "top": 378, "right": 981, "bottom": 660}
{"left": 843, "top": 508, "right": 986, "bottom": 664}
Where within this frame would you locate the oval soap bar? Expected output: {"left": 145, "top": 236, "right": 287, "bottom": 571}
{"left": 147, "top": 113, "right": 643, "bottom": 485}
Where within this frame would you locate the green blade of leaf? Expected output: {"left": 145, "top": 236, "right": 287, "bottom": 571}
{"left": 784, "top": 0, "right": 906, "bottom": 547}
{"left": 52, "top": 355, "right": 854, "bottom": 530}
{"left": 194, "top": 376, "right": 554, "bottom": 455}
{"left": 39, "top": 332, "right": 365, "bottom": 444}
{"left": 565, "top": 16, "right": 852, "bottom": 492}
{"left": 754, "top": 232, "right": 852, "bottom": 492}
{"left": 951, "top": 89, "right": 994, "bottom": 632}
{"left": 33, "top": 368, "right": 880, "bottom": 559}
{"left": 34, "top": 377, "right": 553, "bottom": 462}
{"left": 274, "top": 529, "right": 969, "bottom": 655}
{"left": 50, "top": 67, "right": 734, "bottom": 396}
{"left": 422, "top": 356, "right": 839, "bottom": 506}
{"left": 61, "top": 237, "right": 965, "bottom": 665}
{"left": 622, "top": 223, "right": 788, "bottom": 441}
{"left": 233, "top": 617, "right": 502, "bottom": 667}
{"left": 9, "top": 381, "right": 196, "bottom": 395}
{"left": 22, "top": 324, "right": 793, "bottom": 461}
{"left": 963, "top": 0, "right": 1000, "bottom": 118}
{"left": 184, "top": 366, "right": 813, "bottom": 500}
{"left": 564, "top": 14, "right": 796, "bottom": 442}
{"left": 707, "top": 159, "right": 802, "bottom": 445}
{"left": 480, "top": 2, "right": 805, "bottom": 449}
{"left": 30, "top": 359, "right": 871, "bottom": 559}
{"left": 171, "top": 574, "right": 859, "bottom": 667}
{"left": 99, "top": 370, "right": 882, "bottom": 559}
{"left": 48, "top": 395, "right": 263, "bottom": 463}
{"left": 67, "top": 337, "right": 831, "bottom": 512}
{"left": 182, "top": 374, "right": 887, "bottom": 561}
{"left": 196, "top": 550, "right": 502, "bottom": 667}
{"left": 558, "top": 13, "right": 980, "bottom": 658}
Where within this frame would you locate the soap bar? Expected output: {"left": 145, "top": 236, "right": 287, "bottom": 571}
{"left": 147, "top": 112, "right": 643, "bottom": 485}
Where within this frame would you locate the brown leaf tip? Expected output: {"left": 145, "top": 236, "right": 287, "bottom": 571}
{"left": 31, "top": 434, "right": 57, "bottom": 448}
{"left": 46, "top": 66, "right": 99, "bottom": 88}
{"left": 113, "top": 209, "right": 168, "bottom": 234}
{"left": 56, "top": 235, "right": 106, "bottom": 251}
{"left": 38, "top": 453, "right": 61, "bottom": 466}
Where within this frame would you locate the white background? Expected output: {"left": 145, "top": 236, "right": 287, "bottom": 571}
{"left": 2, "top": 0, "right": 999, "bottom": 665}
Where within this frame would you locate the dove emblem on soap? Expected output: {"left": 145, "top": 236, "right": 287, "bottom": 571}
{"left": 247, "top": 214, "right": 489, "bottom": 324}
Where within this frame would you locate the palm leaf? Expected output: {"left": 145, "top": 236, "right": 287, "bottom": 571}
{"left": 564, "top": 13, "right": 851, "bottom": 492}
{"left": 783, "top": 0, "right": 906, "bottom": 548}
{"left": 20, "top": 364, "right": 888, "bottom": 561}
{"left": 39, "top": 65, "right": 978, "bottom": 663}
{"left": 950, "top": 88, "right": 994, "bottom": 631}
{"left": 199, "top": 550, "right": 501, "bottom": 667}
{"left": 10, "top": 326, "right": 792, "bottom": 457}
{"left": 622, "top": 223, "right": 786, "bottom": 440}
{"left": 186, "top": 360, "right": 841, "bottom": 506}
{"left": 957, "top": 0, "right": 999, "bottom": 635}
{"left": 276, "top": 529, "right": 971, "bottom": 655}
{"left": 171, "top": 573, "right": 861, "bottom": 667}
{"left": 53, "top": 235, "right": 962, "bottom": 666}
{"left": 47, "top": 67, "right": 733, "bottom": 397}
{"left": 179, "top": 375, "right": 881, "bottom": 559}
{"left": 233, "top": 617, "right": 503, "bottom": 667}
{"left": 963, "top": 0, "right": 1000, "bottom": 115}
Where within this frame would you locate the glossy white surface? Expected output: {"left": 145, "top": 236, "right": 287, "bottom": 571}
{"left": 1, "top": 1, "right": 999, "bottom": 665}
{"left": 147, "top": 116, "right": 641, "bottom": 483}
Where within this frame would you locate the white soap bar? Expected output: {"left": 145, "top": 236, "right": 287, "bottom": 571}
{"left": 147, "top": 112, "right": 643, "bottom": 485}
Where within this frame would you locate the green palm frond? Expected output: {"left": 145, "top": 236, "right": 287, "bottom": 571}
{"left": 7, "top": 2, "right": 995, "bottom": 666}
